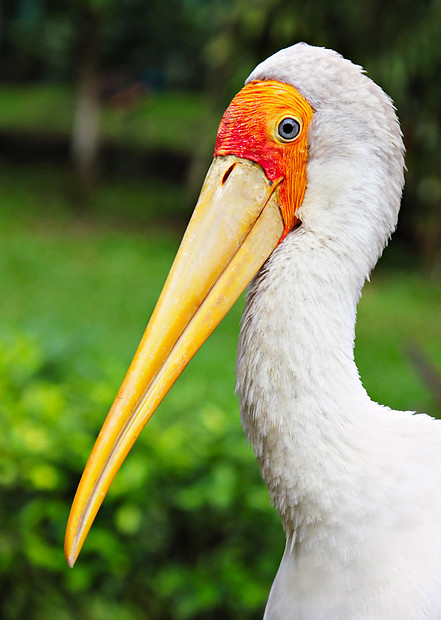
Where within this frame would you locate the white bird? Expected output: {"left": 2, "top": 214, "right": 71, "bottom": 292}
{"left": 65, "top": 44, "right": 441, "bottom": 619}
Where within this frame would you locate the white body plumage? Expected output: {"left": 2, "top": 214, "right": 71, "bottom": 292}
{"left": 236, "top": 44, "right": 441, "bottom": 619}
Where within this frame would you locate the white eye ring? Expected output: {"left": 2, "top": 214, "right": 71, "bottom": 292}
{"left": 277, "top": 117, "right": 301, "bottom": 141}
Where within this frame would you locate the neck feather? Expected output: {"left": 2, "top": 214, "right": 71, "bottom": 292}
{"left": 236, "top": 225, "right": 382, "bottom": 538}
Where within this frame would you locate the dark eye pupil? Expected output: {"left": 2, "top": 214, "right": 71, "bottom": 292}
{"left": 278, "top": 118, "right": 301, "bottom": 140}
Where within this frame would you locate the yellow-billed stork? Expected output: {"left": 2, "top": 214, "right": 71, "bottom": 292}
{"left": 65, "top": 44, "right": 441, "bottom": 619}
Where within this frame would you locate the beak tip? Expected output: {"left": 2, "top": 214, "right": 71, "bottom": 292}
{"left": 65, "top": 548, "right": 77, "bottom": 568}
{"left": 64, "top": 529, "right": 79, "bottom": 568}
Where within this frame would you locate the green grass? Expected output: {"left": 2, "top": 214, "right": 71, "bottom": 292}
{"left": 356, "top": 268, "right": 441, "bottom": 415}
{"left": 0, "top": 84, "right": 75, "bottom": 135}
{"left": 0, "top": 160, "right": 191, "bottom": 227}
{"left": 0, "top": 83, "right": 218, "bottom": 154}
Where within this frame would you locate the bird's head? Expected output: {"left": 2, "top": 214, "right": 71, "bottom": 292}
{"left": 65, "top": 44, "right": 405, "bottom": 567}
{"left": 214, "top": 78, "right": 314, "bottom": 240}
{"left": 247, "top": 43, "right": 405, "bottom": 260}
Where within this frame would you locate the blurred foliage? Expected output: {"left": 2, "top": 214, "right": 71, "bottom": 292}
{"left": 1, "top": 0, "right": 206, "bottom": 86}
{"left": 0, "top": 0, "right": 441, "bottom": 618}
{"left": 0, "top": 331, "right": 281, "bottom": 619}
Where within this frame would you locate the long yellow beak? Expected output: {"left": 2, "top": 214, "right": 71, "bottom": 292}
{"left": 64, "top": 155, "right": 285, "bottom": 567}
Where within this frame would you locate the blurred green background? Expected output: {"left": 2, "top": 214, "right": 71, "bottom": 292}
{"left": 0, "top": 1, "right": 440, "bottom": 618}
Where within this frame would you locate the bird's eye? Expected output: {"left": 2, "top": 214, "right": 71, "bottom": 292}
{"left": 277, "top": 117, "right": 301, "bottom": 141}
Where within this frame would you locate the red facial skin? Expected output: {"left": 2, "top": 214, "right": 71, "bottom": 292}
{"left": 214, "top": 80, "right": 314, "bottom": 240}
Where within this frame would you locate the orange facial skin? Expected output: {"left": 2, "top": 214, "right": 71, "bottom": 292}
{"left": 215, "top": 80, "right": 314, "bottom": 240}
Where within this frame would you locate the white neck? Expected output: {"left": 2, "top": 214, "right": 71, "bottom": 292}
{"left": 237, "top": 223, "right": 441, "bottom": 617}
{"left": 236, "top": 224, "right": 384, "bottom": 545}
